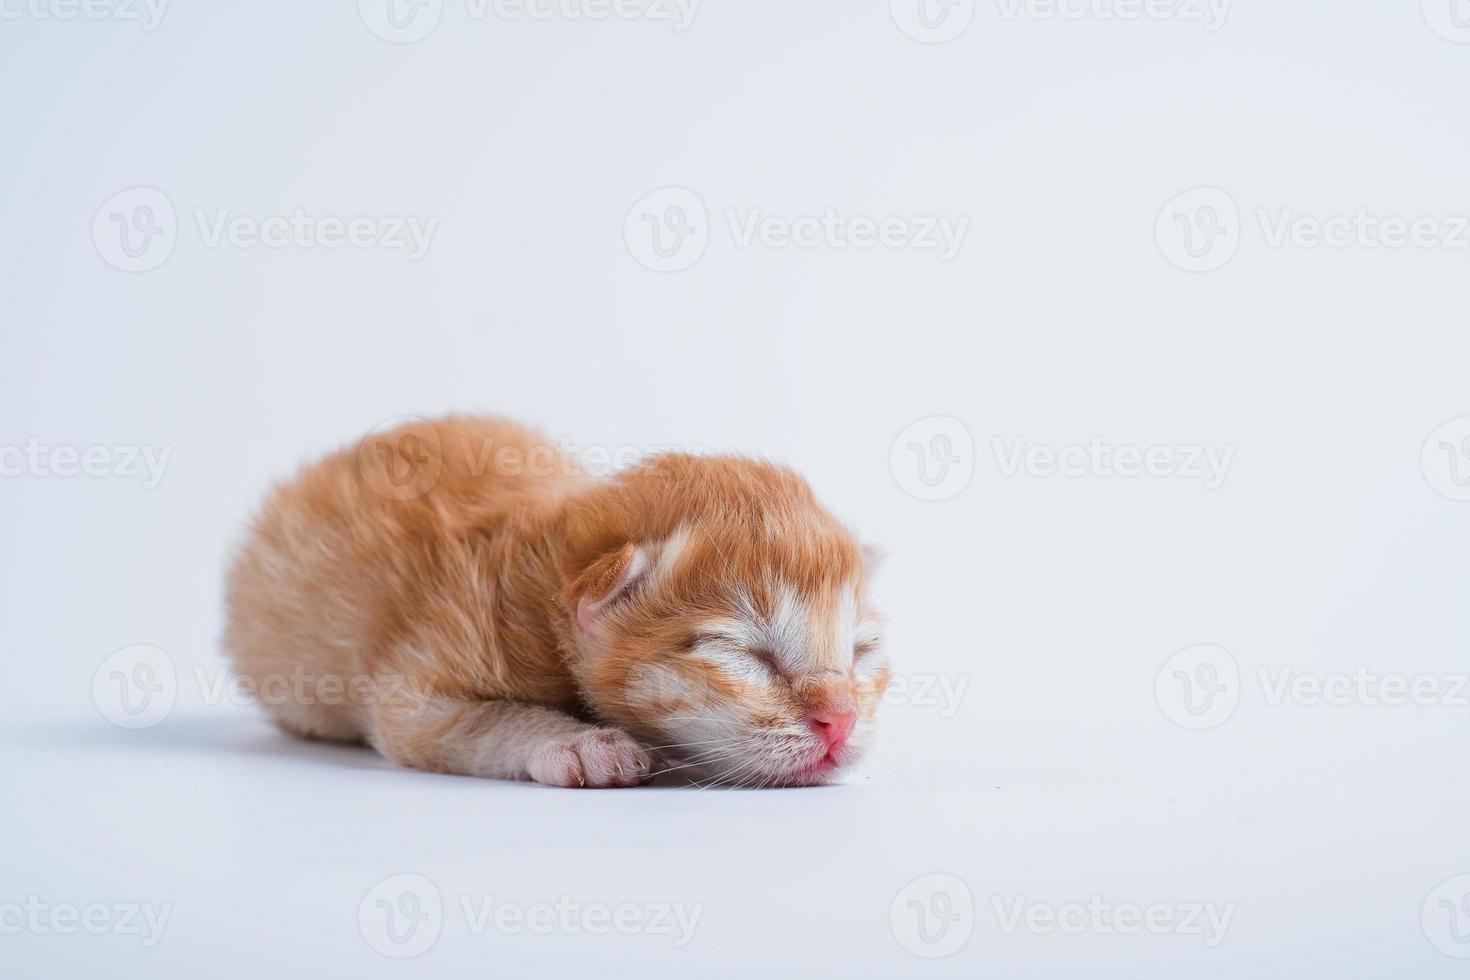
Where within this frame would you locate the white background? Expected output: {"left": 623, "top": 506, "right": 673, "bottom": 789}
{"left": 3, "top": 1, "right": 1470, "bottom": 976}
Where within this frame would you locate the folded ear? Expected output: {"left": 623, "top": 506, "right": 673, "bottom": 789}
{"left": 570, "top": 543, "right": 651, "bottom": 631}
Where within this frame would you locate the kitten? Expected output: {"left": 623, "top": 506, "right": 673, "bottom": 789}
{"left": 223, "top": 416, "right": 888, "bottom": 788}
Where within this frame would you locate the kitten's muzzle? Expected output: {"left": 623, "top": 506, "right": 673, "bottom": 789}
{"left": 804, "top": 704, "right": 856, "bottom": 755}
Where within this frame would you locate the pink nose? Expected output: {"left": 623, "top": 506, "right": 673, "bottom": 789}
{"left": 805, "top": 706, "right": 856, "bottom": 752}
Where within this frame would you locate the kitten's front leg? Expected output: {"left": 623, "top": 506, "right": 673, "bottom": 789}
{"left": 371, "top": 696, "right": 652, "bottom": 788}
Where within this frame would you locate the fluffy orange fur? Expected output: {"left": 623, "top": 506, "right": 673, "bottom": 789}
{"left": 224, "top": 416, "right": 888, "bottom": 788}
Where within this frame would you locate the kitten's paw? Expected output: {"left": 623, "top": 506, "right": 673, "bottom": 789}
{"left": 529, "top": 729, "right": 652, "bottom": 788}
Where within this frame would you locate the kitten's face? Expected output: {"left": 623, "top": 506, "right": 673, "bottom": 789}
{"left": 567, "top": 519, "right": 888, "bottom": 788}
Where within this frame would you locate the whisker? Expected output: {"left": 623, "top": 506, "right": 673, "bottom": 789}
{"left": 643, "top": 736, "right": 750, "bottom": 751}
{"left": 645, "top": 758, "right": 712, "bottom": 778}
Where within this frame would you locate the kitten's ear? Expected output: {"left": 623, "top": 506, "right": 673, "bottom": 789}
{"left": 571, "top": 543, "right": 650, "bottom": 631}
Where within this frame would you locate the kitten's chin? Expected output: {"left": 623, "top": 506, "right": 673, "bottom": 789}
{"left": 706, "top": 751, "right": 860, "bottom": 789}
{"left": 783, "top": 757, "right": 845, "bottom": 787}
{"left": 648, "top": 729, "right": 870, "bottom": 788}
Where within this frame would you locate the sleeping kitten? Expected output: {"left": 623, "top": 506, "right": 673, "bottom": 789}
{"left": 224, "top": 416, "right": 888, "bottom": 788}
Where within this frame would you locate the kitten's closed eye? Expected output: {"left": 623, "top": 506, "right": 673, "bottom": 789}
{"left": 747, "top": 647, "right": 782, "bottom": 674}
{"left": 854, "top": 639, "right": 881, "bottom": 661}
{"left": 694, "top": 632, "right": 784, "bottom": 673}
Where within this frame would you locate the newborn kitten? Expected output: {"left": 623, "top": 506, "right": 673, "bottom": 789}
{"left": 224, "top": 416, "right": 888, "bottom": 788}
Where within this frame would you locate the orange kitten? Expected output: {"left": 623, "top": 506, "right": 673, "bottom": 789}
{"left": 223, "top": 416, "right": 888, "bottom": 788}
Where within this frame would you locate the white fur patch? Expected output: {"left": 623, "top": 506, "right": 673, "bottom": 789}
{"left": 708, "top": 580, "right": 876, "bottom": 674}
{"left": 653, "top": 525, "right": 692, "bottom": 581}
{"left": 767, "top": 585, "right": 813, "bottom": 670}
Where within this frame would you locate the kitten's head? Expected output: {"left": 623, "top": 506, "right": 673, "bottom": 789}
{"left": 559, "top": 454, "right": 888, "bottom": 788}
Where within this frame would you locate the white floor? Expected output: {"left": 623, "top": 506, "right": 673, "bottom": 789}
{"left": 6, "top": 692, "right": 1467, "bottom": 978}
